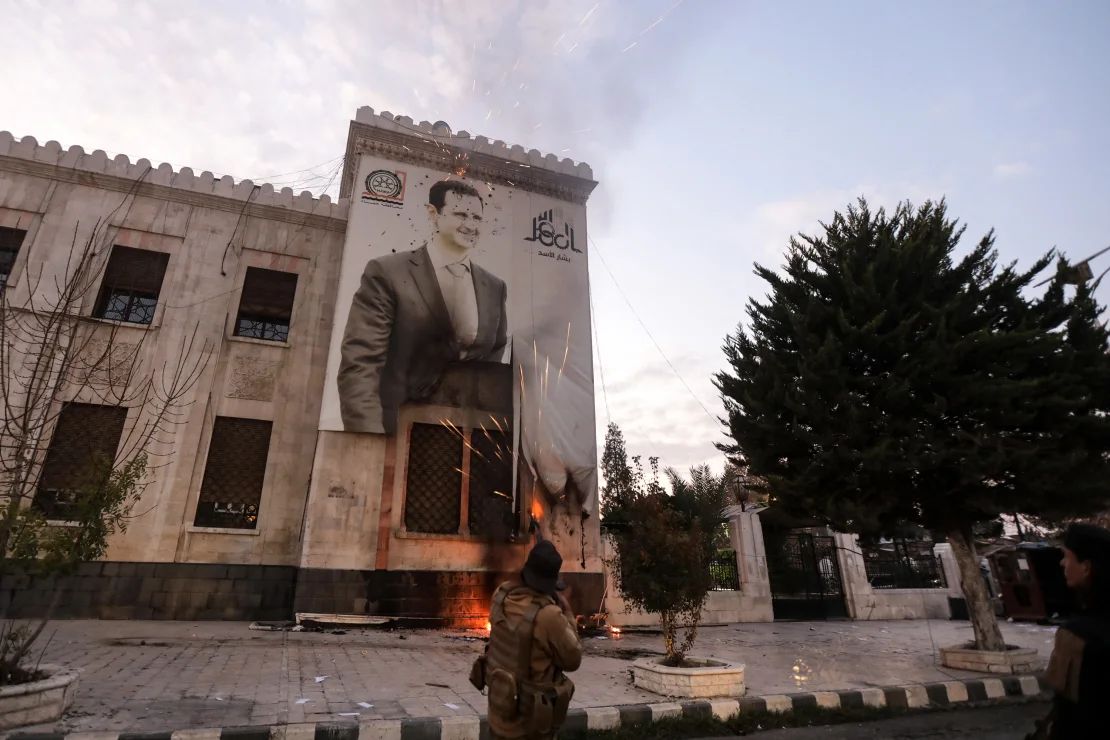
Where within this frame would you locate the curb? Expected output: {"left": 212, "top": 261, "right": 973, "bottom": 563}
{"left": 7, "top": 675, "right": 1049, "bottom": 740}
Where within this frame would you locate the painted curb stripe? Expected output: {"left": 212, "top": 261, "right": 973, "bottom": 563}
{"left": 11, "top": 674, "right": 1051, "bottom": 740}
{"left": 882, "top": 687, "right": 909, "bottom": 709}
{"left": 858, "top": 688, "right": 886, "bottom": 707}
{"left": 964, "top": 680, "right": 989, "bottom": 702}
{"left": 436, "top": 715, "right": 478, "bottom": 740}
{"left": 583, "top": 706, "right": 621, "bottom": 730}
{"left": 943, "top": 681, "right": 969, "bottom": 703}
{"left": 924, "top": 683, "right": 950, "bottom": 706}
{"left": 220, "top": 728, "right": 271, "bottom": 740}
{"left": 398, "top": 718, "right": 440, "bottom": 740}
{"left": 616, "top": 703, "right": 652, "bottom": 726}
{"left": 1018, "top": 676, "right": 1041, "bottom": 696}
{"left": 680, "top": 700, "right": 712, "bottom": 719}
{"left": 738, "top": 696, "right": 767, "bottom": 714}
{"left": 648, "top": 702, "right": 682, "bottom": 721}
{"left": 836, "top": 690, "right": 864, "bottom": 709}
{"left": 761, "top": 694, "right": 793, "bottom": 713}
{"left": 982, "top": 678, "right": 1006, "bottom": 699}
{"left": 904, "top": 685, "right": 930, "bottom": 708}
{"left": 561, "top": 709, "right": 588, "bottom": 734}
{"left": 356, "top": 719, "right": 401, "bottom": 740}
{"left": 707, "top": 698, "right": 741, "bottom": 720}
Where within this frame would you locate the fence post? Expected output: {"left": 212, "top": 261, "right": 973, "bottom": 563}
{"left": 832, "top": 531, "right": 875, "bottom": 619}
{"left": 932, "top": 542, "right": 964, "bottom": 599}
{"left": 726, "top": 506, "right": 773, "bottom": 620}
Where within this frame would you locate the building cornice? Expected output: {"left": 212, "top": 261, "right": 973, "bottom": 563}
{"left": 0, "top": 132, "right": 348, "bottom": 232}
{"left": 339, "top": 108, "right": 598, "bottom": 205}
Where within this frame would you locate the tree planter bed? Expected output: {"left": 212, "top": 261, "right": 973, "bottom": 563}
{"left": 0, "top": 664, "right": 79, "bottom": 730}
{"left": 632, "top": 656, "right": 746, "bottom": 698}
{"left": 939, "top": 644, "right": 1039, "bottom": 674}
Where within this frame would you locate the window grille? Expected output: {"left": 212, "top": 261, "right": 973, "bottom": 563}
{"left": 403, "top": 420, "right": 516, "bottom": 539}
{"left": 94, "top": 246, "right": 170, "bottom": 325}
{"left": 404, "top": 423, "right": 464, "bottom": 534}
{"left": 33, "top": 403, "right": 128, "bottom": 521}
{"left": 235, "top": 267, "right": 298, "bottom": 342}
{"left": 193, "top": 417, "right": 272, "bottom": 529}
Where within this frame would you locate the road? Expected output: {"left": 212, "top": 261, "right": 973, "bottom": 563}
{"left": 707, "top": 702, "right": 1046, "bottom": 739}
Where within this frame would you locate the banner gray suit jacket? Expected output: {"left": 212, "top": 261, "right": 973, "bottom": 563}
{"left": 338, "top": 245, "right": 508, "bottom": 434}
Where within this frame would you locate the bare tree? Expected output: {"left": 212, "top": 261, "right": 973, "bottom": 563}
{"left": 0, "top": 216, "right": 208, "bottom": 683}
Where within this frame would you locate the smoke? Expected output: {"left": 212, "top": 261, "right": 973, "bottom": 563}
{"left": 0, "top": 1, "right": 701, "bottom": 196}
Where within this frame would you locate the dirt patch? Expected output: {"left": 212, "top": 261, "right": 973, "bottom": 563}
{"left": 590, "top": 646, "right": 665, "bottom": 661}
{"left": 104, "top": 638, "right": 173, "bottom": 647}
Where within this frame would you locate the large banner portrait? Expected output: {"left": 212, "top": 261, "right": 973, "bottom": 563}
{"left": 319, "top": 154, "right": 597, "bottom": 509}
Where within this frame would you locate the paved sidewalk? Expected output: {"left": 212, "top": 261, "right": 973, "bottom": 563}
{"left": 14, "top": 618, "right": 1057, "bottom": 734}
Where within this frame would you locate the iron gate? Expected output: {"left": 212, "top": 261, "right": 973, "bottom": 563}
{"left": 766, "top": 532, "right": 848, "bottom": 620}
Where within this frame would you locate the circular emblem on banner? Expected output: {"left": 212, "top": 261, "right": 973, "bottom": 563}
{"left": 365, "top": 170, "right": 403, "bottom": 198}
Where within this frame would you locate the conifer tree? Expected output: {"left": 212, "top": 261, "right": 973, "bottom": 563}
{"left": 716, "top": 200, "right": 1110, "bottom": 650}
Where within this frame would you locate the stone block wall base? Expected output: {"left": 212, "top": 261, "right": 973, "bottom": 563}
{"left": 0, "top": 664, "right": 78, "bottom": 730}
{"left": 631, "top": 657, "right": 746, "bottom": 699}
{"left": 939, "top": 645, "right": 1040, "bottom": 674}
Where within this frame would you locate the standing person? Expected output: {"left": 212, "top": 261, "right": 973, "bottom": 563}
{"left": 481, "top": 541, "right": 582, "bottom": 740}
{"left": 338, "top": 179, "right": 508, "bottom": 434}
{"left": 1029, "top": 523, "right": 1110, "bottom": 739}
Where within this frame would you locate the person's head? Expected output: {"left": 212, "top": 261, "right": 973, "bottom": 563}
{"left": 427, "top": 180, "right": 484, "bottom": 251}
{"left": 1060, "top": 524, "right": 1110, "bottom": 609}
{"left": 520, "top": 540, "right": 566, "bottom": 597}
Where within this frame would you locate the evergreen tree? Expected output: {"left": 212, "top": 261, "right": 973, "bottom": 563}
{"left": 716, "top": 199, "right": 1110, "bottom": 651}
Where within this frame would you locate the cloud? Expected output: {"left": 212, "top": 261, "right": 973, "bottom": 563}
{"left": 595, "top": 352, "right": 728, "bottom": 472}
{"left": 740, "top": 183, "right": 948, "bottom": 266}
{"left": 0, "top": 0, "right": 700, "bottom": 198}
{"left": 993, "top": 161, "right": 1032, "bottom": 178}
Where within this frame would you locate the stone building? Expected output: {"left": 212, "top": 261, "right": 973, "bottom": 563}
{"left": 0, "top": 108, "right": 603, "bottom": 623}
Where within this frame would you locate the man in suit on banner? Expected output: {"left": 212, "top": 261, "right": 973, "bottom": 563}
{"left": 339, "top": 179, "right": 508, "bottom": 434}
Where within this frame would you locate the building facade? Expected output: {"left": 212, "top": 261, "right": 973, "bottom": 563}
{"left": 0, "top": 108, "right": 603, "bottom": 624}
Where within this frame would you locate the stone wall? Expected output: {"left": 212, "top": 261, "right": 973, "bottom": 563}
{"left": 603, "top": 508, "right": 774, "bottom": 628}
{"left": 0, "top": 562, "right": 295, "bottom": 620}
{"left": 833, "top": 533, "right": 951, "bottom": 620}
{"left": 0, "top": 131, "right": 347, "bottom": 570}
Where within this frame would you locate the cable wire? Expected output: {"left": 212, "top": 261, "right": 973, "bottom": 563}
{"left": 588, "top": 235, "right": 717, "bottom": 424}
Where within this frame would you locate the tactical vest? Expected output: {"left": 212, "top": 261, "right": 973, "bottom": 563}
{"left": 487, "top": 581, "right": 550, "bottom": 678}
{"left": 483, "top": 582, "right": 574, "bottom": 735}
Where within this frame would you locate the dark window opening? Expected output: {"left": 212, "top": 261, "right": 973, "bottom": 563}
{"left": 234, "top": 267, "right": 298, "bottom": 342}
{"left": 193, "top": 417, "right": 272, "bottom": 529}
{"left": 94, "top": 246, "right": 170, "bottom": 325}
{"left": 0, "top": 226, "right": 27, "bottom": 293}
{"left": 467, "top": 427, "right": 514, "bottom": 538}
{"left": 33, "top": 403, "right": 128, "bottom": 521}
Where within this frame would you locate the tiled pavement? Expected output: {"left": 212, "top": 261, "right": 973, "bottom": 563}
{"left": 12, "top": 618, "right": 1057, "bottom": 734}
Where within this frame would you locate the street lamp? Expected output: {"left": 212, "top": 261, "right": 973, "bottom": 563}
{"left": 1035, "top": 245, "right": 1110, "bottom": 287}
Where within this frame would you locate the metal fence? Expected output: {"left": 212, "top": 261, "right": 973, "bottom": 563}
{"left": 709, "top": 552, "right": 740, "bottom": 591}
{"left": 863, "top": 539, "right": 947, "bottom": 590}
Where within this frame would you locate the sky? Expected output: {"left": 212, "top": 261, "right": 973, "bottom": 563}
{"left": 3, "top": 0, "right": 1109, "bottom": 475}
